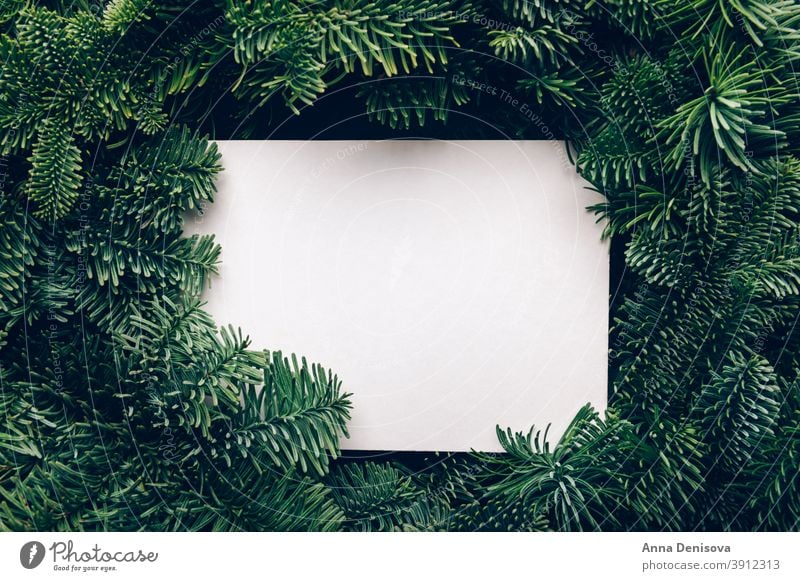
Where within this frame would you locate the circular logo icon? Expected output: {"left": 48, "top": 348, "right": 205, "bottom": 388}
{"left": 20, "top": 541, "right": 46, "bottom": 569}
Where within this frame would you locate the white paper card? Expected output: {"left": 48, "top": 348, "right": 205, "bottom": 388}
{"left": 184, "top": 140, "right": 608, "bottom": 451}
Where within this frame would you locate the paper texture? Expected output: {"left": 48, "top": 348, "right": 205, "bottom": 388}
{"left": 184, "top": 140, "right": 608, "bottom": 451}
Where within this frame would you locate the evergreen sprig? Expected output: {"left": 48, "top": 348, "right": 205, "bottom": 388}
{"left": 1, "top": 0, "right": 799, "bottom": 532}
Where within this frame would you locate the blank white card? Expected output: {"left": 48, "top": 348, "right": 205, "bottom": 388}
{"left": 184, "top": 141, "right": 608, "bottom": 452}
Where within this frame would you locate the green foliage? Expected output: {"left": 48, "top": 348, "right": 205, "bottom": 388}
{"left": 0, "top": 195, "right": 42, "bottom": 339}
{"left": 108, "top": 126, "right": 222, "bottom": 232}
{"left": 224, "top": 0, "right": 470, "bottom": 113}
{"left": 744, "top": 375, "right": 800, "bottom": 530}
{"left": 450, "top": 494, "right": 551, "bottom": 531}
{"left": 360, "top": 75, "right": 460, "bottom": 129}
{"left": 328, "top": 462, "right": 446, "bottom": 531}
{"left": 594, "top": 0, "right": 659, "bottom": 40}
{"left": 658, "top": 0, "right": 799, "bottom": 47}
{"left": 2, "top": 0, "right": 800, "bottom": 533}
{"left": 697, "top": 352, "right": 782, "bottom": 471}
{"left": 0, "top": 3, "right": 227, "bottom": 218}
{"left": 358, "top": 53, "right": 480, "bottom": 128}
{"left": 496, "top": 0, "right": 574, "bottom": 24}
{"left": 0, "top": 122, "right": 351, "bottom": 531}
{"left": 474, "top": 406, "right": 635, "bottom": 531}
{"left": 488, "top": 24, "right": 577, "bottom": 65}
{"left": 103, "top": 0, "right": 153, "bottom": 33}
{"left": 658, "top": 41, "right": 786, "bottom": 185}
{"left": 578, "top": 50, "right": 691, "bottom": 189}
{"left": 517, "top": 66, "right": 588, "bottom": 109}
{"left": 25, "top": 116, "right": 83, "bottom": 220}
{"left": 230, "top": 352, "right": 352, "bottom": 476}
{"left": 623, "top": 410, "right": 707, "bottom": 530}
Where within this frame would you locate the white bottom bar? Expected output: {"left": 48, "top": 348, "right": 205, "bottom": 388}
{"left": 2, "top": 532, "right": 798, "bottom": 580}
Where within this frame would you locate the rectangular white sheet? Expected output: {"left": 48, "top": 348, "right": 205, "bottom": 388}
{"left": 184, "top": 140, "right": 608, "bottom": 451}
